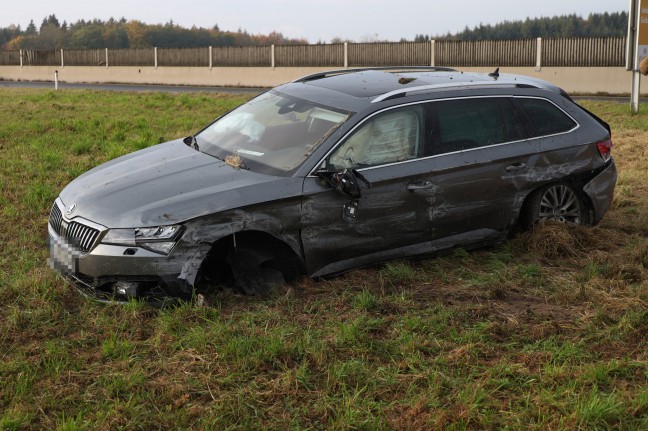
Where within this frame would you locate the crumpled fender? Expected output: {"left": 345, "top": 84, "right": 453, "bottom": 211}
{"left": 171, "top": 199, "right": 304, "bottom": 292}
{"left": 177, "top": 243, "right": 213, "bottom": 287}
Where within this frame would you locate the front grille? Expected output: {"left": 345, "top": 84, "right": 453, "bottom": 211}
{"left": 66, "top": 221, "right": 100, "bottom": 252}
{"left": 49, "top": 202, "right": 100, "bottom": 253}
{"left": 49, "top": 204, "right": 63, "bottom": 234}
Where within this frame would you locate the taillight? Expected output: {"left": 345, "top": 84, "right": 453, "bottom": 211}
{"left": 596, "top": 139, "right": 612, "bottom": 163}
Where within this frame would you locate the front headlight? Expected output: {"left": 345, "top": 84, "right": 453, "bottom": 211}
{"left": 101, "top": 229, "right": 136, "bottom": 246}
{"left": 135, "top": 225, "right": 183, "bottom": 241}
{"left": 101, "top": 225, "right": 185, "bottom": 255}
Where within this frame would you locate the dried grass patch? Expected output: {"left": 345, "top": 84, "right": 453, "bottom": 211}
{"left": 521, "top": 222, "right": 617, "bottom": 260}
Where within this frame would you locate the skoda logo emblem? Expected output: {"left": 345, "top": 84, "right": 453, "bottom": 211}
{"left": 66, "top": 203, "right": 77, "bottom": 216}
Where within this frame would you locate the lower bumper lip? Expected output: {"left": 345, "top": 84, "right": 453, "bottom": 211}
{"left": 70, "top": 276, "right": 176, "bottom": 305}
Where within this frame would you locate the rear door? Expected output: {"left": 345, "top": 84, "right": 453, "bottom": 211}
{"left": 420, "top": 96, "right": 535, "bottom": 236}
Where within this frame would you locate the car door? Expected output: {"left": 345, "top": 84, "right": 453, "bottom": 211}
{"left": 301, "top": 105, "right": 438, "bottom": 277}
{"left": 418, "top": 96, "right": 535, "bottom": 237}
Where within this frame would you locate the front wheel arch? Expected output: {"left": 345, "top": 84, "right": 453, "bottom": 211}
{"left": 195, "top": 230, "right": 305, "bottom": 294}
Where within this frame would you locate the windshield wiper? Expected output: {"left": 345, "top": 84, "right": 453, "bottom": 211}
{"left": 183, "top": 135, "right": 200, "bottom": 151}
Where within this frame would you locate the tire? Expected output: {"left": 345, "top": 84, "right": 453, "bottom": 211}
{"left": 521, "top": 182, "right": 590, "bottom": 228}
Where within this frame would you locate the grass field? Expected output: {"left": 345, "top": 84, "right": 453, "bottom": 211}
{"left": 0, "top": 89, "right": 646, "bottom": 430}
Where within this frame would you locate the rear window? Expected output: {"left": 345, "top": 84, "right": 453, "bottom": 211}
{"left": 514, "top": 98, "right": 577, "bottom": 137}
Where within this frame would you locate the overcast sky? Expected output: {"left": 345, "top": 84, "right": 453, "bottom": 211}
{"left": 2, "top": 0, "right": 629, "bottom": 43}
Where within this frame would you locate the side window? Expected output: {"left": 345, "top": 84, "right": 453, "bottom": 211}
{"left": 500, "top": 98, "right": 527, "bottom": 142}
{"left": 430, "top": 98, "right": 507, "bottom": 154}
{"left": 329, "top": 106, "right": 422, "bottom": 169}
{"left": 514, "top": 98, "right": 577, "bottom": 137}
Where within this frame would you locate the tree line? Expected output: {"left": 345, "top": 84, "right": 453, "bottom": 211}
{"left": 415, "top": 12, "right": 628, "bottom": 42}
{"left": 0, "top": 12, "right": 629, "bottom": 51}
{"left": 0, "top": 15, "right": 307, "bottom": 50}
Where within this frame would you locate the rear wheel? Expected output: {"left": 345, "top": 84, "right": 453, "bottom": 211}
{"left": 522, "top": 183, "right": 590, "bottom": 228}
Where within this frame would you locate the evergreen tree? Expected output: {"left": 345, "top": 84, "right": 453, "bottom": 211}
{"left": 442, "top": 12, "right": 628, "bottom": 40}
{"left": 25, "top": 20, "right": 37, "bottom": 35}
{"left": 0, "top": 11, "right": 630, "bottom": 50}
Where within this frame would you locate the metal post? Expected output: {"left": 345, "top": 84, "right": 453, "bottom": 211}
{"left": 344, "top": 42, "right": 348, "bottom": 68}
{"left": 105, "top": 48, "right": 109, "bottom": 68}
{"left": 629, "top": 0, "right": 642, "bottom": 112}
{"left": 54, "top": 70, "right": 58, "bottom": 90}
{"left": 209, "top": 46, "right": 213, "bottom": 70}
{"left": 61, "top": 49, "right": 64, "bottom": 67}
{"left": 19, "top": 49, "right": 23, "bottom": 67}
{"left": 271, "top": 44, "right": 275, "bottom": 69}
{"left": 627, "top": 0, "right": 638, "bottom": 71}
{"left": 154, "top": 47, "right": 158, "bottom": 69}
{"left": 535, "top": 37, "right": 542, "bottom": 71}
{"left": 430, "top": 40, "right": 435, "bottom": 67}
{"left": 631, "top": 70, "right": 641, "bottom": 112}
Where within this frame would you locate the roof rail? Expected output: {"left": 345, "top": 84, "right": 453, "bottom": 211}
{"left": 371, "top": 81, "right": 540, "bottom": 103}
{"left": 293, "top": 66, "right": 457, "bottom": 83}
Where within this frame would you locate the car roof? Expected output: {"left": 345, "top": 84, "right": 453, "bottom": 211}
{"left": 276, "top": 67, "right": 566, "bottom": 112}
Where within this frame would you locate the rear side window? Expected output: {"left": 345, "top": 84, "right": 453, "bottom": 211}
{"left": 426, "top": 98, "right": 524, "bottom": 155}
{"left": 513, "top": 98, "right": 577, "bottom": 137}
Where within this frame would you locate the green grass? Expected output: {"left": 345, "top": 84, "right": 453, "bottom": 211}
{"left": 0, "top": 89, "right": 647, "bottom": 430}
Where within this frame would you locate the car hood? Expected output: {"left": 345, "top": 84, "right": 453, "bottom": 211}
{"left": 59, "top": 139, "right": 303, "bottom": 228}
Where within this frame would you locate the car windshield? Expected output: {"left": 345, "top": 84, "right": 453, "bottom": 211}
{"left": 196, "top": 91, "right": 350, "bottom": 175}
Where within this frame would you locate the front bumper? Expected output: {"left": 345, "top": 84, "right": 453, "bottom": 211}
{"left": 48, "top": 222, "right": 189, "bottom": 302}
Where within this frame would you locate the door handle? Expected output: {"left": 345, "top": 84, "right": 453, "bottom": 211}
{"left": 505, "top": 162, "right": 527, "bottom": 172}
{"left": 407, "top": 181, "right": 435, "bottom": 191}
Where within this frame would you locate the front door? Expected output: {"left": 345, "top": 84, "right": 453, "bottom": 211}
{"left": 301, "top": 159, "right": 440, "bottom": 277}
{"left": 301, "top": 104, "right": 438, "bottom": 276}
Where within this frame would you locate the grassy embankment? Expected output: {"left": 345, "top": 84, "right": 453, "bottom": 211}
{"left": 0, "top": 89, "right": 646, "bottom": 430}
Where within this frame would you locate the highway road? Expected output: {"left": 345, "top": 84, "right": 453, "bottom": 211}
{"left": 1, "top": 80, "right": 644, "bottom": 104}
{"left": 0, "top": 80, "right": 266, "bottom": 94}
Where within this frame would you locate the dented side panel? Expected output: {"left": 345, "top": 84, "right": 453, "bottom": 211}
{"left": 300, "top": 131, "right": 610, "bottom": 277}
{"left": 499, "top": 141, "right": 603, "bottom": 215}
{"left": 301, "top": 142, "right": 528, "bottom": 276}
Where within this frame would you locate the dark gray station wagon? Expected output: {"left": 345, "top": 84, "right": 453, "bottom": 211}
{"left": 48, "top": 67, "right": 617, "bottom": 301}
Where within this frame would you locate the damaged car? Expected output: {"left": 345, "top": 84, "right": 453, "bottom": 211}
{"left": 48, "top": 67, "right": 617, "bottom": 302}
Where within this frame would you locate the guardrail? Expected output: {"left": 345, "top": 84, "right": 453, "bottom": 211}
{"left": 0, "top": 37, "right": 627, "bottom": 68}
